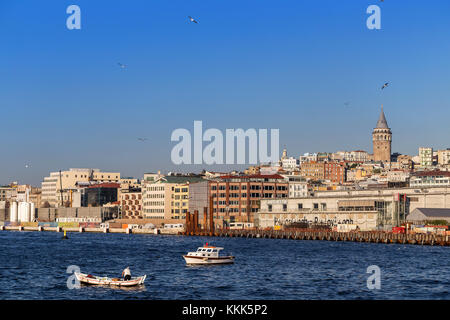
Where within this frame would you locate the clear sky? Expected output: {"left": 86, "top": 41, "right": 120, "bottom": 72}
{"left": 1, "top": 0, "right": 450, "bottom": 186}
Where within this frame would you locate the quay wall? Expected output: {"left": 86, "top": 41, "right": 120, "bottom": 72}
{"left": 1, "top": 225, "right": 449, "bottom": 246}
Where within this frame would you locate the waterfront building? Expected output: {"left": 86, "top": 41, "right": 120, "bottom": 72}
{"left": 419, "top": 147, "right": 433, "bottom": 167}
{"left": 142, "top": 176, "right": 205, "bottom": 220}
{"left": 209, "top": 174, "right": 288, "bottom": 224}
{"left": 258, "top": 202, "right": 378, "bottom": 231}
{"left": 120, "top": 188, "right": 142, "bottom": 219}
{"left": 41, "top": 168, "right": 120, "bottom": 207}
{"left": 372, "top": 106, "right": 392, "bottom": 163}
{"left": 83, "top": 183, "right": 120, "bottom": 207}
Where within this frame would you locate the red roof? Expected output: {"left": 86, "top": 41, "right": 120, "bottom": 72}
{"left": 219, "top": 174, "right": 285, "bottom": 180}
{"left": 414, "top": 170, "right": 450, "bottom": 177}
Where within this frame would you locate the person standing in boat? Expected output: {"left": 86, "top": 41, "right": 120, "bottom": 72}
{"left": 122, "top": 267, "right": 131, "bottom": 281}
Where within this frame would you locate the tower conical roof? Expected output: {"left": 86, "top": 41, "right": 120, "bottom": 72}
{"left": 376, "top": 106, "right": 389, "bottom": 129}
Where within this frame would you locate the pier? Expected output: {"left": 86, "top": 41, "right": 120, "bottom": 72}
{"left": 1, "top": 223, "right": 449, "bottom": 246}
{"left": 0, "top": 225, "right": 159, "bottom": 235}
{"left": 180, "top": 229, "right": 450, "bottom": 246}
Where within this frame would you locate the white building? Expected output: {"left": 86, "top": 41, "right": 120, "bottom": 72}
{"left": 282, "top": 175, "right": 308, "bottom": 198}
{"left": 299, "top": 153, "right": 318, "bottom": 164}
{"left": 281, "top": 157, "right": 300, "bottom": 171}
{"left": 419, "top": 147, "right": 433, "bottom": 167}
{"left": 410, "top": 171, "right": 450, "bottom": 188}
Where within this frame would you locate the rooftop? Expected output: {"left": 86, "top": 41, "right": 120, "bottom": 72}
{"left": 412, "top": 208, "right": 450, "bottom": 218}
{"left": 375, "top": 106, "right": 389, "bottom": 129}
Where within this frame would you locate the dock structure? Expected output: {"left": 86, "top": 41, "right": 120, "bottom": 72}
{"left": 184, "top": 205, "right": 215, "bottom": 236}
{"left": 1, "top": 223, "right": 448, "bottom": 246}
{"left": 180, "top": 229, "right": 450, "bottom": 246}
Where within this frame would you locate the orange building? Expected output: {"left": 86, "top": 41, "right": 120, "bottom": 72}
{"left": 209, "top": 174, "right": 288, "bottom": 223}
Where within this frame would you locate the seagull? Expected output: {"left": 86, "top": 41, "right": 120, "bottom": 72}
{"left": 188, "top": 16, "right": 198, "bottom": 24}
{"left": 381, "top": 82, "right": 389, "bottom": 90}
{"left": 344, "top": 101, "right": 351, "bottom": 107}
{"left": 138, "top": 138, "right": 148, "bottom": 142}
{"left": 25, "top": 164, "right": 31, "bottom": 168}
{"left": 118, "top": 63, "right": 127, "bottom": 69}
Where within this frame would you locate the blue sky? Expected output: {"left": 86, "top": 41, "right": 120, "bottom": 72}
{"left": 1, "top": 0, "right": 450, "bottom": 185}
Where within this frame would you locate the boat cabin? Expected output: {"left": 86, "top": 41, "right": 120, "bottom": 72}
{"left": 191, "top": 246, "right": 224, "bottom": 257}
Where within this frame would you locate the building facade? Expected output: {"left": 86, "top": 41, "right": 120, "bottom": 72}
{"left": 41, "top": 168, "right": 120, "bottom": 207}
{"left": 120, "top": 190, "right": 142, "bottom": 219}
{"left": 259, "top": 185, "right": 450, "bottom": 230}
{"left": 209, "top": 174, "right": 289, "bottom": 224}
{"left": 142, "top": 176, "right": 205, "bottom": 220}
{"left": 419, "top": 147, "right": 433, "bottom": 167}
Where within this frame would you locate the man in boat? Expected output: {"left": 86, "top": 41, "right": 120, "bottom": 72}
{"left": 122, "top": 267, "right": 131, "bottom": 281}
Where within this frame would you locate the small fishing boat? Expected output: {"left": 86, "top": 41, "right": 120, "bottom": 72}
{"left": 183, "top": 243, "right": 235, "bottom": 265}
{"left": 75, "top": 272, "right": 146, "bottom": 287}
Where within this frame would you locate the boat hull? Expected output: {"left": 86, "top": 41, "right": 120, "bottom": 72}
{"left": 183, "top": 255, "right": 235, "bottom": 265}
{"left": 75, "top": 272, "right": 146, "bottom": 286}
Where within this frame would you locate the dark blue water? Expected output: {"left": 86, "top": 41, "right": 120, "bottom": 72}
{"left": 0, "top": 231, "right": 448, "bottom": 299}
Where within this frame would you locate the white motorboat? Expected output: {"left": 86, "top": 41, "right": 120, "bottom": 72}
{"left": 183, "top": 243, "right": 235, "bottom": 265}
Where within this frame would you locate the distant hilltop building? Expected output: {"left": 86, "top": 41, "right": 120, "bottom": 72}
{"left": 372, "top": 106, "right": 392, "bottom": 163}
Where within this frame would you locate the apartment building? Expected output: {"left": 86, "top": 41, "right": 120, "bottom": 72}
{"left": 209, "top": 174, "right": 288, "bottom": 224}
{"left": 121, "top": 189, "right": 142, "bottom": 219}
{"left": 419, "top": 147, "right": 433, "bottom": 167}
{"left": 142, "top": 176, "right": 205, "bottom": 220}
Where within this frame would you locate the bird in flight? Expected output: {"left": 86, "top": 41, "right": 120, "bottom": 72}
{"left": 138, "top": 138, "right": 148, "bottom": 142}
{"left": 381, "top": 82, "right": 389, "bottom": 90}
{"left": 25, "top": 164, "right": 31, "bottom": 168}
{"left": 118, "top": 63, "right": 127, "bottom": 69}
{"left": 344, "top": 101, "right": 351, "bottom": 107}
{"left": 188, "top": 16, "right": 199, "bottom": 24}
